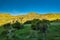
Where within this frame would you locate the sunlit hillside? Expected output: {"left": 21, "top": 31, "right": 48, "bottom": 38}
{"left": 0, "top": 13, "right": 18, "bottom": 25}
{"left": 0, "top": 13, "right": 60, "bottom": 25}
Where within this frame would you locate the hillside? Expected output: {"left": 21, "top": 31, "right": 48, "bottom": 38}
{"left": 0, "top": 13, "right": 60, "bottom": 25}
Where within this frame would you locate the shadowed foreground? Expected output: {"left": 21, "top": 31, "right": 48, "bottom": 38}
{"left": 0, "top": 19, "right": 60, "bottom": 40}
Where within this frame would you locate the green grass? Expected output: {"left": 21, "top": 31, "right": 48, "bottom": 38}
{"left": 14, "top": 24, "right": 60, "bottom": 40}
{"left": 0, "top": 23, "right": 60, "bottom": 40}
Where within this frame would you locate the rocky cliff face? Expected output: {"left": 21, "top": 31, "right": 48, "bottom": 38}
{"left": 0, "top": 13, "right": 60, "bottom": 25}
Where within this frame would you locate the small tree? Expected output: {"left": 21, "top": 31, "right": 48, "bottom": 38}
{"left": 38, "top": 19, "right": 50, "bottom": 40}
{"left": 31, "top": 19, "right": 50, "bottom": 40}
{"left": 1, "top": 23, "right": 13, "bottom": 40}
{"left": 1, "top": 20, "right": 24, "bottom": 40}
{"left": 31, "top": 19, "right": 42, "bottom": 30}
{"left": 12, "top": 21, "right": 24, "bottom": 30}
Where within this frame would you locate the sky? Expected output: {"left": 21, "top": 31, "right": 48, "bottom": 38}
{"left": 0, "top": 0, "right": 60, "bottom": 15}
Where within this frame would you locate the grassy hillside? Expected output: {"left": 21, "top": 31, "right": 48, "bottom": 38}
{"left": 0, "top": 23, "right": 60, "bottom": 40}
{"left": 0, "top": 13, "right": 60, "bottom": 25}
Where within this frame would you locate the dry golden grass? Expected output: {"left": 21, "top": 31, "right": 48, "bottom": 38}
{"left": 0, "top": 13, "right": 60, "bottom": 25}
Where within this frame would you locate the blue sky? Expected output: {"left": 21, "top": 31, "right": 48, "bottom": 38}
{"left": 0, "top": 0, "right": 60, "bottom": 15}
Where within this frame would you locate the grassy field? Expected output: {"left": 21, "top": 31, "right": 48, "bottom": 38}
{"left": 0, "top": 23, "right": 60, "bottom": 40}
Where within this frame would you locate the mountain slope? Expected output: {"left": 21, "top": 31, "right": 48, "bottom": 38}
{"left": 0, "top": 13, "right": 60, "bottom": 25}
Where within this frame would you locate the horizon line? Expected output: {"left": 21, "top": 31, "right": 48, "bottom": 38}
{"left": 0, "top": 12, "right": 60, "bottom": 16}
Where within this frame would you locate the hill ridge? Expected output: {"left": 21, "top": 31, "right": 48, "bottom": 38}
{"left": 0, "top": 13, "right": 60, "bottom": 25}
